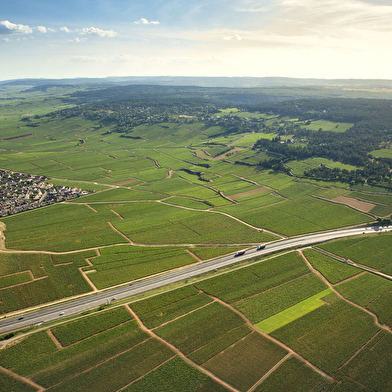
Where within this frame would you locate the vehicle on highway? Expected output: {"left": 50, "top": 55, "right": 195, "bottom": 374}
{"left": 18, "top": 317, "right": 24, "bottom": 321}
{"left": 257, "top": 244, "right": 266, "bottom": 250}
{"left": 234, "top": 250, "right": 246, "bottom": 257}
{"left": 59, "top": 312, "right": 64, "bottom": 316}
{"left": 111, "top": 297, "right": 116, "bottom": 302}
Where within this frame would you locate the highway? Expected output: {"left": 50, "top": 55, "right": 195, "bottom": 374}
{"left": 0, "top": 224, "right": 391, "bottom": 334}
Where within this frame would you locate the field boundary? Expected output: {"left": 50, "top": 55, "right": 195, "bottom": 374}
{"left": 0, "top": 365, "right": 45, "bottom": 392}
{"left": 310, "top": 195, "right": 377, "bottom": 218}
{"left": 124, "top": 304, "right": 241, "bottom": 392}
{"left": 247, "top": 353, "right": 292, "bottom": 392}
{"left": 299, "top": 250, "right": 392, "bottom": 334}
{"left": 199, "top": 290, "right": 335, "bottom": 383}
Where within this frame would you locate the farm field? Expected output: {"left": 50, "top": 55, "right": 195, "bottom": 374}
{"left": 271, "top": 293, "right": 380, "bottom": 375}
{"left": 85, "top": 246, "right": 198, "bottom": 289}
{"left": 303, "top": 248, "right": 360, "bottom": 284}
{"left": 301, "top": 119, "right": 354, "bottom": 132}
{"left": 318, "top": 232, "right": 392, "bottom": 272}
{"left": 195, "top": 251, "right": 311, "bottom": 304}
{"left": 203, "top": 332, "right": 288, "bottom": 392}
{"left": 0, "top": 252, "right": 93, "bottom": 313}
{"left": 255, "top": 288, "right": 333, "bottom": 333}
{"left": 334, "top": 330, "right": 392, "bottom": 391}
{"left": 1, "top": 90, "right": 392, "bottom": 392}
{"left": 371, "top": 148, "right": 392, "bottom": 158}
{"left": 335, "top": 273, "right": 392, "bottom": 328}
{"left": 287, "top": 157, "right": 357, "bottom": 176}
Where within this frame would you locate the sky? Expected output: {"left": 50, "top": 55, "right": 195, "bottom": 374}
{"left": 1, "top": 0, "right": 392, "bottom": 81}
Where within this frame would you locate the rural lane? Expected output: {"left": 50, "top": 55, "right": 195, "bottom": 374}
{"left": 0, "top": 225, "right": 391, "bottom": 334}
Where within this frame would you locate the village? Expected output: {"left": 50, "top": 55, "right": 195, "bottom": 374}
{"left": 0, "top": 169, "right": 87, "bottom": 216}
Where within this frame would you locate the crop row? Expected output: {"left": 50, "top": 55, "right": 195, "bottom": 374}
{"left": 44, "top": 338, "right": 174, "bottom": 392}
{"left": 88, "top": 250, "right": 196, "bottom": 289}
{"left": 254, "top": 356, "right": 332, "bottom": 392}
{"left": 272, "top": 294, "right": 379, "bottom": 374}
{"left": 155, "top": 302, "right": 245, "bottom": 355}
{"left": 29, "top": 322, "right": 147, "bottom": 386}
{"left": 51, "top": 250, "right": 96, "bottom": 267}
{"left": 0, "top": 271, "right": 31, "bottom": 289}
{"left": 123, "top": 356, "right": 228, "bottom": 392}
{"left": 203, "top": 332, "right": 288, "bottom": 392}
{"left": 335, "top": 272, "right": 392, "bottom": 328}
{"left": 136, "top": 293, "right": 213, "bottom": 329}
{"left": 319, "top": 232, "right": 392, "bottom": 271}
{"left": 52, "top": 306, "right": 133, "bottom": 346}
{"left": 303, "top": 249, "right": 359, "bottom": 284}
{"left": 130, "top": 285, "right": 199, "bottom": 315}
{"left": 188, "top": 324, "right": 251, "bottom": 364}
{"left": 234, "top": 273, "right": 328, "bottom": 324}
{"left": 196, "top": 252, "right": 310, "bottom": 304}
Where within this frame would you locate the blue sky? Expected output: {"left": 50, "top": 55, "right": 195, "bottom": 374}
{"left": 1, "top": 0, "right": 392, "bottom": 81}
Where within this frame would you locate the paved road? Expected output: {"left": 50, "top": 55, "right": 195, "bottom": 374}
{"left": 1, "top": 225, "right": 391, "bottom": 334}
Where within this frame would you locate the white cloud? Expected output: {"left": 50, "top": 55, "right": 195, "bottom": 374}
{"left": 2, "top": 38, "right": 10, "bottom": 42}
{"left": 134, "top": 18, "right": 160, "bottom": 25}
{"left": 276, "top": 0, "right": 392, "bottom": 34}
{"left": 0, "top": 20, "right": 32, "bottom": 35}
{"left": 35, "top": 26, "right": 47, "bottom": 33}
{"left": 60, "top": 26, "right": 70, "bottom": 33}
{"left": 70, "top": 37, "right": 82, "bottom": 43}
{"left": 224, "top": 34, "right": 242, "bottom": 40}
{"left": 80, "top": 27, "right": 117, "bottom": 37}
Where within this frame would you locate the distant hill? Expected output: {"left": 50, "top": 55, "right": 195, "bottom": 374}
{"left": 1, "top": 76, "right": 392, "bottom": 89}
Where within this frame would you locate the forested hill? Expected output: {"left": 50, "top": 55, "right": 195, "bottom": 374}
{"left": 252, "top": 98, "right": 392, "bottom": 188}
{"left": 63, "top": 84, "right": 392, "bottom": 105}
{"left": 248, "top": 98, "right": 392, "bottom": 125}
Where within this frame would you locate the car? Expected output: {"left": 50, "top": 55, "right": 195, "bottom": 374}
{"left": 257, "top": 244, "right": 266, "bottom": 250}
{"left": 59, "top": 312, "right": 64, "bottom": 316}
{"left": 235, "top": 250, "right": 246, "bottom": 257}
{"left": 18, "top": 316, "right": 24, "bottom": 320}
{"left": 111, "top": 297, "right": 116, "bottom": 302}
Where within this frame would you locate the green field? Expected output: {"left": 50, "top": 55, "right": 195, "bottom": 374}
{"left": 272, "top": 294, "right": 380, "bottom": 374}
{"left": 86, "top": 246, "right": 197, "bottom": 289}
{"left": 203, "top": 332, "right": 287, "bottom": 392}
{"left": 123, "top": 356, "right": 228, "bottom": 392}
{"left": 371, "top": 148, "right": 392, "bottom": 158}
{"left": 255, "top": 288, "right": 333, "bottom": 333}
{"left": 1, "top": 92, "right": 392, "bottom": 391}
{"left": 334, "top": 330, "right": 392, "bottom": 391}
{"left": 155, "top": 302, "right": 245, "bottom": 355}
{"left": 287, "top": 157, "right": 357, "bottom": 176}
{"left": 0, "top": 253, "right": 92, "bottom": 313}
{"left": 301, "top": 120, "right": 354, "bottom": 133}
{"left": 217, "top": 191, "right": 371, "bottom": 236}
{"left": 303, "top": 249, "right": 360, "bottom": 284}
{"left": 319, "top": 232, "right": 392, "bottom": 272}
{"left": 52, "top": 306, "right": 133, "bottom": 346}
{"left": 335, "top": 273, "right": 392, "bottom": 328}
{"left": 234, "top": 273, "right": 328, "bottom": 324}
{"left": 254, "top": 356, "right": 333, "bottom": 392}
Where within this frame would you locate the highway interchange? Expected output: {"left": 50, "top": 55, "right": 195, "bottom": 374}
{"left": 0, "top": 224, "right": 391, "bottom": 335}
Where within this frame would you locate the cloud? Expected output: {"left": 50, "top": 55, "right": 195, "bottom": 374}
{"left": 2, "top": 38, "right": 10, "bottom": 42}
{"left": 35, "top": 26, "right": 47, "bottom": 34}
{"left": 69, "top": 37, "right": 82, "bottom": 43}
{"left": 60, "top": 26, "right": 70, "bottom": 33}
{"left": 224, "top": 34, "right": 242, "bottom": 40}
{"left": 0, "top": 20, "right": 32, "bottom": 35}
{"left": 134, "top": 18, "right": 160, "bottom": 25}
{"left": 80, "top": 27, "right": 117, "bottom": 37}
{"left": 276, "top": 0, "right": 392, "bottom": 34}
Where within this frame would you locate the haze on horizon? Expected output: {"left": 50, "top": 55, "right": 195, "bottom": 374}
{"left": 1, "top": 0, "right": 392, "bottom": 82}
